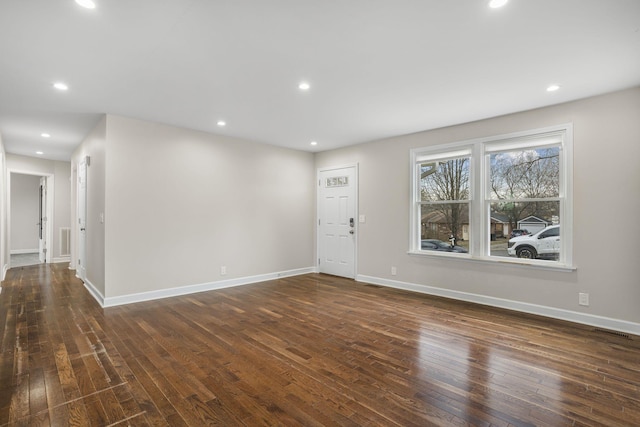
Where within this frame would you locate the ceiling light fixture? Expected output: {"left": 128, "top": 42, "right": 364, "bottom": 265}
{"left": 75, "top": 0, "right": 96, "bottom": 9}
{"left": 217, "top": 120, "right": 226, "bottom": 127}
{"left": 41, "top": 133, "right": 51, "bottom": 138}
{"left": 53, "top": 82, "right": 68, "bottom": 91}
{"left": 298, "top": 82, "right": 310, "bottom": 91}
{"left": 547, "top": 84, "right": 561, "bottom": 92}
{"left": 36, "top": 151, "right": 44, "bottom": 155}
{"left": 310, "top": 141, "right": 318, "bottom": 146}
{"left": 489, "top": 0, "right": 508, "bottom": 8}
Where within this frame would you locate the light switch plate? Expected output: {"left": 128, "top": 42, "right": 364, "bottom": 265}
{"left": 579, "top": 292, "right": 589, "bottom": 306}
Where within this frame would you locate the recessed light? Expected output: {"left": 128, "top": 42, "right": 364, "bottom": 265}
{"left": 217, "top": 120, "right": 226, "bottom": 127}
{"left": 489, "top": 0, "right": 508, "bottom": 8}
{"left": 36, "top": 151, "right": 44, "bottom": 155}
{"left": 75, "top": 0, "right": 96, "bottom": 9}
{"left": 298, "top": 82, "right": 310, "bottom": 91}
{"left": 53, "top": 82, "right": 68, "bottom": 91}
{"left": 547, "top": 84, "right": 561, "bottom": 92}
{"left": 41, "top": 133, "right": 51, "bottom": 138}
{"left": 310, "top": 141, "right": 318, "bottom": 146}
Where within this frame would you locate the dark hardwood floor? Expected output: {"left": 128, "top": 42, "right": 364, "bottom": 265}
{"left": 1, "top": 263, "right": 639, "bottom": 426}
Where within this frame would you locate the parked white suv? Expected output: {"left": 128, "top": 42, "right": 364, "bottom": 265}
{"left": 507, "top": 225, "right": 560, "bottom": 260}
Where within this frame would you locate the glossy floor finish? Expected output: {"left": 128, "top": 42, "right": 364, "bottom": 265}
{"left": 1, "top": 264, "right": 639, "bottom": 426}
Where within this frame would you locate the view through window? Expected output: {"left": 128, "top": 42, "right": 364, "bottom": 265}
{"left": 411, "top": 125, "right": 573, "bottom": 268}
{"left": 488, "top": 146, "right": 560, "bottom": 260}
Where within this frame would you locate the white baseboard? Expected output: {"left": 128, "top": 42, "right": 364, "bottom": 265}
{"left": 10, "top": 249, "right": 38, "bottom": 255}
{"left": 101, "top": 267, "right": 316, "bottom": 308}
{"left": 356, "top": 274, "right": 640, "bottom": 336}
{"left": 52, "top": 256, "right": 71, "bottom": 263}
{"left": 78, "top": 274, "right": 105, "bottom": 307}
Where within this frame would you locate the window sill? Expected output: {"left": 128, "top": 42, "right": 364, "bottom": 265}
{"left": 407, "top": 250, "right": 576, "bottom": 272}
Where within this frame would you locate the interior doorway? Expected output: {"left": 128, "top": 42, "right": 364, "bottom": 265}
{"left": 8, "top": 172, "right": 54, "bottom": 268}
{"left": 76, "top": 158, "right": 87, "bottom": 281}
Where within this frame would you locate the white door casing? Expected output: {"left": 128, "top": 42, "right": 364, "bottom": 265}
{"left": 318, "top": 166, "right": 357, "bottom": 278}
{"left": 77, "top": 159, "right": 87, "bottom": 281}
{"left": 39, "top": 177, "right": 47, "bottom": 263}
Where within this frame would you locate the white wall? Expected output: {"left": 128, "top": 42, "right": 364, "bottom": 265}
{"left": 9, "top": 174, "right": 40, "bottom": 253}
{"left": 5, "top": 154, "right": 72, "bottom": 262}
{"left": 316, "top": 87, "right": 640, "bottom": 330}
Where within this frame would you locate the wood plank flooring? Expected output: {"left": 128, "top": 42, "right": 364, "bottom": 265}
{"left": 1, "top": 263, "right": 639, "bottom": 426}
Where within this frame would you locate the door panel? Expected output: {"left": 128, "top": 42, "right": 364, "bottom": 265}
{"left": 318, "top": 167, "right": 356, "bottom": 278}
{"left": 77, "top": 159, "right": 87, "bottom": 281}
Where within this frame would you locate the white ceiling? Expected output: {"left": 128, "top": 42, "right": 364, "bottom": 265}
{"left": 1, "top": 0, "right": 639, "bottom": 161}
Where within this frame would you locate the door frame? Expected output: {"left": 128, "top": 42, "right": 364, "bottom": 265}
{"left": 7, "top": 170, "right": 55, "bottom": 265}
{"left": 39, "top": 176, "right": 47, "bottom": 263}
{"left": 76, "top": 157, "right": 88, "bottom": 282}
{"left": 316, "top": 163, "right": 359, "bottom": 278}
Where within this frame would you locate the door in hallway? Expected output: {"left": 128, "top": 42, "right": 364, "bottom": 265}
{"left": 38, "top": 177, "right": 47, "bottom": 263}
{"left": 77, "top": 159, "right": 87, "bottom": 281}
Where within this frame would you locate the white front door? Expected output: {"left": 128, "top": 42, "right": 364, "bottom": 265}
{"left": 318, "top": 166, "right": 357, "bottom": 278}
{"left": 77, "top": 159, "right": 87, "bottom": 281}
{"left": 38, "top": 177, "right": 47, "bottom": 263}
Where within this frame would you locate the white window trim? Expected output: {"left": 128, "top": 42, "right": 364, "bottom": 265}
{"left": 409, "top": 123, "right": 574, "bottom": 271}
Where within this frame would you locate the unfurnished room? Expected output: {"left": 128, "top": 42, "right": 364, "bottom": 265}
{"left": 1, "top": 1, "right": 639, "bottom": 425}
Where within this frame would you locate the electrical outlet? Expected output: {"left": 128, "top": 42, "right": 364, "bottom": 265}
{"left": 221, "top": 265, "right": 227, "bottom": 276}
{"left": 579, "top": 292, "right": 589, "bottom": 306}
{"left": 391, "top": 266, "right": 397, "bottom": 276}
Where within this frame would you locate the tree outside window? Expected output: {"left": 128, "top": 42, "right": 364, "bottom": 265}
{"left": 411, "top": 124, "right": 573, "bottom": 268}
{"left": 488, "top": 146, "right": 560, "bottom": 260}
{"left": 420, "top": 156, "right": 470, "bottom": 249}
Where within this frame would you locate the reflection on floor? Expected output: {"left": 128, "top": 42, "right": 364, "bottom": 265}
{"left": 10, "top": 252, "right": 42, "bottom": 268}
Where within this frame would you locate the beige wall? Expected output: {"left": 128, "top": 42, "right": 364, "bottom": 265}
{"left": 9, "top": 174, "right": 40, "bottom": 252}
{"left": 71, "top": 115, "right": 315, "bottom": 300}
{"left": 316, "top": 87, "right": 640, "bottom": 327}
{"left": 104, "top": 115, "right": 315, "bottom": 298}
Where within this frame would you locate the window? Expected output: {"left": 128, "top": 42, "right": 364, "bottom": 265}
{"left": 418, "top": 150, "right": 471, "bottom": 252}
{"left": 410, "top": 124, "right": 573, "bottom": 269}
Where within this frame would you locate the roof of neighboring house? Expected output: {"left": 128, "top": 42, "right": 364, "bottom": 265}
{"left": 518, "top": 215, "right": 550, "bottom": 224}
{"left": 490, "top": 213, "right": 510, "bottom": 223}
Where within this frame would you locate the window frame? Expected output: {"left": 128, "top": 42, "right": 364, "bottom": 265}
{"left": 409, "top": 124, "right": 574, "bottom": 271}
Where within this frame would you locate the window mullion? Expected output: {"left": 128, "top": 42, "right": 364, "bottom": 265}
{"left": 470, "top": 143, "right": 485, "bottom": 256}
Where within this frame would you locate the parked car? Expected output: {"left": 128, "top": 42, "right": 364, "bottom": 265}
{"left": 507, "top": 225, "right": 559, "bottom": 259}
{"left": 421, "top": 239, "right": 468, "bottom": 253}
{"left": 510, "top": 229, "right": 530, "bottom": 238}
